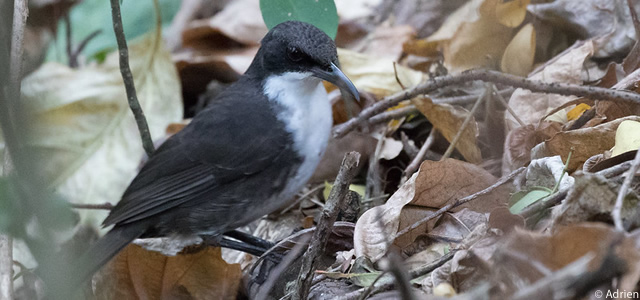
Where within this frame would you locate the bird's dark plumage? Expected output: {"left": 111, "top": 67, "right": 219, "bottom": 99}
{"left": 61, "top": 20, "right": 359, "bottom": 295}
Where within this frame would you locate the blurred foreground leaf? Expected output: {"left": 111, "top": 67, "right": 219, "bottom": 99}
{"left": 260, "top": 0, "right": 338, "bottom": 40}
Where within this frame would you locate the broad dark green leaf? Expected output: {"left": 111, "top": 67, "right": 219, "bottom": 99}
{"left": 46, "top": 0, "right": 180, "bottom": 64}
{"left": 260, "top": 0, "right": 338, "bottom": 40}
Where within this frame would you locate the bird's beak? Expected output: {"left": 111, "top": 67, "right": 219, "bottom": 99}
{"left": 312, "top": 62, "right": 360, "bottom": 101}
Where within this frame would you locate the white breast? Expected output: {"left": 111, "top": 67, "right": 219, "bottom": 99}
{"left": 263, "top": 72, "right": 333, "bottom": 199}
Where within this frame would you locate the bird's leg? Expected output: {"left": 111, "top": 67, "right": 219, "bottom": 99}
{"left": 224, "top": 230, "right": 275, "bottom": 250}
{"left": 200, "top": 234, "right": 268, "bottom": 257}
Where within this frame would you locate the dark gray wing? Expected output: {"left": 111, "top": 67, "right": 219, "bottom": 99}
{"left": 102, "top": 79, "right": 293, "bottom": 226}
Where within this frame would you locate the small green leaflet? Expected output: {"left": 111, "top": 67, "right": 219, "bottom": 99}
{"left": 260, "top": 0, "right": 339, "bottom": 40}
{"left": 509, "top": 187, "right": 551, "bottom": 214}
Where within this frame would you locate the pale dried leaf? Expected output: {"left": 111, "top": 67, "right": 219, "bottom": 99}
{"left": 500, "top": 23, "right": 536, "bottom": 76}
{"left": 506, "top": 40, "right": 594, "bottom": 128}
{"left": 21, "top": 33, "right": 183, "bottom": 228}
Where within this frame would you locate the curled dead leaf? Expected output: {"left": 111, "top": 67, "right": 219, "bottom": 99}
{"left": 412, "top": 96, "right": 482, "bottom": 164}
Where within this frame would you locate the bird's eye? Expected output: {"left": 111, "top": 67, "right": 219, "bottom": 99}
{"left": 326, "top": 64, "right": 333, "bottom": 73}
{"left": 287, "top": 47, "right": 303, "bottom": 62}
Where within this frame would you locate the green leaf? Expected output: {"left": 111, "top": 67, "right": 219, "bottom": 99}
{"left": 260, "top": 0, "right": 339, "bottom": 40}
{"left": 323, "top": 182, "right": 366, "bottom": 199}
{"left": 509, "top": 188, "right": 551, "bottom": 214}
{"left": 46, "top": 0, "right": 181, "bottom": 64}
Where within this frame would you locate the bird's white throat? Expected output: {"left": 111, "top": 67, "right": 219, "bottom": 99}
{"left": 263, "top": 71, "right": 332, "bottom": 196}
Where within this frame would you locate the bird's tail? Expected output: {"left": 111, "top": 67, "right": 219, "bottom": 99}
{"left": 43, "top": 225, "right": 143, "bottom": 299}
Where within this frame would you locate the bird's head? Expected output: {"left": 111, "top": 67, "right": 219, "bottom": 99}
{"left": 249, "top": 20, "right": 359, "bottom": 100}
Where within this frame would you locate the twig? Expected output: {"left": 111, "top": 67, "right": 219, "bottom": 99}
{"left": 357, "top": 271, "right": 389, "bottom": 300}
{"left": 379, "top": 254, "right": 417, "bottom": 300}
{"left": 395, "top": 167, "right": 525, "bottom": 239}
{"left": 492, "top": 84, "right": 525, "bottom": 127}
{"left": 368, "top": 105, "right": 419, "bottom": 126}
{"left": 69, "top": 202, "right": 114, "bottom": 210}
{"left": 519, "top": 188, "right": 569, "bottom": 219}
{"left": 254, "top": 236, "right": 310, "bottom": 300}
{"left": 409, "top": 249, "right": 456, "bottom": 278}
{"left": 441, "top": 87, "right": 487, "bottom": 160}
{"left": 0, "top": 235, "right": 12, "bottom": 300}
{"left": 521, "top": 160, "right": 636, "bottom": 219}
{"left": 393, "top": 62, "right": 406, "bottom": 90}
{"left": 279, "top": 184, "right": 325, "bottom": 215}
{"left": 64, "top": 13, "right": 76, "bottom": 68}
{"left": 109, "top": 0, "right": 155, "bottom": 157}
{"left": 341, "top": 249, "right": 457, "bottom": 300}
{"left": 69, "top": 29, "right": 102, "bottom": 67}
{"left": 1, "top": 2, "right": 28, "bottom": 299}
{"left": 332, "top": 69, "right": 640, "bottom": 138}
{"left": 366, "top": 90, "right": 514, "bottom": 127}
{"left": 403, "top": 129, "right": 436, "bottom": 181}
{"left": 291, "top": 152, "right": 361, "bottom": 300}
{"left": 365, "top": 129, "right": 385, "bottom": 210}
{"left": 612, "top": 149, "right": 640, "bottom": 231}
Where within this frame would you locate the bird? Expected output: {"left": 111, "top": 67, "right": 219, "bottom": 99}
{"left": 56, "top": 20, "right": 359, "bottom": 293}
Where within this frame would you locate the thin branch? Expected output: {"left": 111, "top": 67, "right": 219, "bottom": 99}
{"left": 395, "top": 167, "right": 525, "bottom": 239}
{"left": 340, "top": 249, "right": 457, "bottom": 300}
{"left": 109, "top": 0, "right": 155, "bottom": 157}
{"left": 69, "top": 29, "right": 102, "bottom": 67}
{"left": 291, "top": 152, "right": 361, "bottom": 300}
{"left": 69, "top": 202, "right": 114, "bottom": 210}
{"left": 379, "top": 254, "right": 417, "bottom": 300}
{"left": 1, "top": 1, "right": 28, "bottom": 299}
{"left": 0, "top": 235, "right": 12, "bottom": 300}
{"left": 612, "top": 149, "right": 640, "bottom": 231}
{"left": 403, "top": 129, "right": 436, "bottom": 181}
{"left": 520, "top": 160, "right": 636, "bottom": 219}
{"left": 441, "top": 87, "right": 487, "bottom": 160}
{"left": 492, "top": 84, "right": 525, "bottom": 127}
{"left": 254, "top": 236, "right": 310, "bottom": 300}
{"left": 368, "top": 105, "right": 419, "bottom": 126}
{"left": 519, "top": 188, "right": 569, "bottom": 219}
{"left": 64, "top": 12, "right": 76, "bottom": 68}
{"left": 333, "top": 69, "right": 640, "bottom": 138}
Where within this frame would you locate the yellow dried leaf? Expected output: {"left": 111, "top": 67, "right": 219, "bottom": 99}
{"left": 566, "top": 103, "right": 591, "bottom": 121}
{"left": 495, "top": 0, "right": 530, "bottom": 28}
{"left": 412, "top": 96, "right": 482, "bottom": 164}
{"left": 337, "top": 48, "right": 426, "bottom": 99}
{"left": 501, "top": 23, "right": 536, "bottom": 76}
{"left": 611, "top": 120, "right": 640, "bottom": 157}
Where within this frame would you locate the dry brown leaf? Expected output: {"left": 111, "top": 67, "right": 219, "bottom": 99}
{"left": 500, "top": 23, "right": 536, "bottom": 76}
{"left": 495, "top": 0, "right": 530, "bottom": 28}
{"left": 544, "top": 116, "right": 640, "bottom": 171}
{"left": 182, "top": 0, "right": 266, "bottom": 46}
{"left": 505, "top": 40, "right": 594, "bottom": 128}
{"left": 413, "top": 96, "right": 482, "bottom": 164}
{"left": 20, "top": 33, "right": 183, "bottom": 228}
{"left": 441, "top": 0, "right": 515, "bottom": 72}
{"left": 354, "top": 24, "right": 416, "bottom": 61}
{"left": 493, "top": 223, "right": 640, "bottom": 294}
{"left": 395, "top": 159, "right": 510, "bottom": 250}
{"left": 93, "top": 245, "right": 242, "bottom": 300}
{"left": 488, "top": 206, "right": 525, "bottom": 234}
{"left": 427, "top": 208, "right": 488, "bottom": 242}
